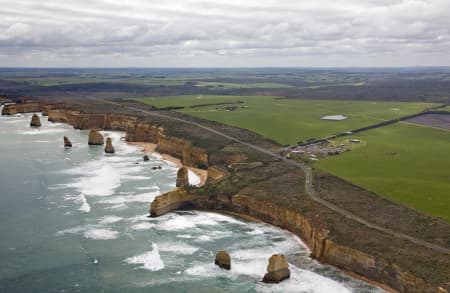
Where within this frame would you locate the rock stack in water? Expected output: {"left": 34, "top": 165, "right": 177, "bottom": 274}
{"left": 262, "top": 254, "right": 290, "bottom": 283}
{"left": 88, "top": 129, "right": 104, "bottom": 145}
{"left": 104, "top": 137, "right": 115, "bottom": 154}
{"left": 30, "top": 113, "right": 41, "bottom": 127}
{"left": 215, "top": 251, "right": 231, "bottom": 270}
{"left": 64, "top": 136, "right": 72, "bottom": 147}
{"left": 176, "top": 167, "right": 189, "bottom": 188}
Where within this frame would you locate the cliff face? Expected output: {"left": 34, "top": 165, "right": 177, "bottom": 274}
{"left": 2, "top": 103, "right": 42, "bottom": 115}
{"left": 156, "top": 132, "right": 186, "bottom": 159}
{"left": 150, "top": 190, "right": 447, "bottom": 293}
{"left": 125, "top": 122, "right": 158, "bottom": 143}
{"left": 228, "top": 195, "right": 444, "bottom": 293}
{"left": 44, "top": 105, "right": 209, "bottom": 169}
{"left": 47, "top": 109, "right": 132, "bottom": 131}
{"left": 155, "top": 132, "right": 209, "bottom": 169}
{"left": 150, "top": 189, "right": 199, "bottom": 217}
{"left": 183, "top": 143, "right": 208, "bottom": 169}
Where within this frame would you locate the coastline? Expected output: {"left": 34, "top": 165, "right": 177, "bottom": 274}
{"left": 3, "top": 101, "right": 447, "bottom": 293}
{"left": 127, "top": 141, "right": 207, "bottom": 186}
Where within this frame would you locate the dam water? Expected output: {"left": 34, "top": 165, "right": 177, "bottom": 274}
{"left": 0, "top": 112, "right": 385, "bottom": 293}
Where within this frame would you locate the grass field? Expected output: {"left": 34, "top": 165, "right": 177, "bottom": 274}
{"left": 195, "top": 81, "right": 293, "bottom": 89}
{"left": 136, "top": 95, "right": 436, "bottom": 144}
{"left": 317, "top": 122, "right": 450, "bottom": 222}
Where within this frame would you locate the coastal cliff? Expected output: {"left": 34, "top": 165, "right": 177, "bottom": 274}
{"left": 2, "top": 102, "right": 42, "bottom": 115}
{"left": 150, "top": 189, "right": 448, "bottom": 293}
{"left": 7, "top": 100, "right": 449, "bottom": 293}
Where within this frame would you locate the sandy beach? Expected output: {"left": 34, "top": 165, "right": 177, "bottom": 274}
{"left": 127, "top": 141, "right": 208, "bottom": 186}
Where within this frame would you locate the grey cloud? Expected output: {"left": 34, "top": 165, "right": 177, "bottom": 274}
{"left": 0, "top": 0, "right": 449, "bottom": 67}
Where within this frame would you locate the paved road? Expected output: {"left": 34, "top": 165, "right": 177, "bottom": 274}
{"left": 97, "top": 98, "right": 450, "bottom": 255}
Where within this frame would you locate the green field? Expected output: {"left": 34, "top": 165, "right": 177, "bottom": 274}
{"left": 317, "top": 122, "right": 450, "bottom": 222}
{"left": 136, "top": 95, "right": 436, "bottom": 144}
{"left": 195, "top": 81, "right": 293, "bottom": 89}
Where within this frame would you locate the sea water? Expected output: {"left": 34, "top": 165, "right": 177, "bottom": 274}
{"left": 0, "top": 112, "right": 385, "bottom": 293}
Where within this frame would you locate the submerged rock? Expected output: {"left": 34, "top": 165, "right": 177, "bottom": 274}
{"left": 262, "top": 254, "right": 290, "bottom": 283}
{"left": 64, "top": 136, "right": 72, "bottom": 147}
{"left": 30, "top": 113, "right": 41, "bottom": 127}
{"left": 143, "top": 154, "right": 149, "bottom": 161}
{"left": 88, "top": 129, "right": 104, "bottom": 145}
{"left": 215, "top": 251, "right": 231, "bottom": 270}
{"left": 104, "top": 137, "right": 115, "bottom": 154}
{"left": 176, "top": 167, "right": 189, "bottom": 188}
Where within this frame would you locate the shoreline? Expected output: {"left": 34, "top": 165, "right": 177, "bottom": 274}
{"left": 185, "top": 207, "right": 395, "bottom": 293}
{"left": 127, "top": 141, "right": 207, "bottom": 186}
{"left": 3, "top": 102, "right": 445, "bottom": 293}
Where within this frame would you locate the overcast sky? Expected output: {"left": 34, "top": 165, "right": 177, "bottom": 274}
{"left": 1, "top": 0, "right": 449, "bottom": 67}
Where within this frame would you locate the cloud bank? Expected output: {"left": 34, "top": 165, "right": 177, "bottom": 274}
{"left": 1, "top": 0, "right": 449, "bottom": 67}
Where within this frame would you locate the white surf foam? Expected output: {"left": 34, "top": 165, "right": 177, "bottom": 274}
{"left": 125, "top": 243, "right": 164, "bottom": 271}
{"left": 63, "top": 162, "right": 121, "bottom": 196}
{"left": 78, "top": 193, "right": 91, "bottom": 213}
{"left": 158, "top": 242, "right": 199, "bottom": 255}
{"left": 130, "top": 222, "right": 155, "bottom": 231}
{"left": 188, "top": 169, "right": 201, "bottom": 186}
{"left": 21, "top": 128, "right": 67, "bottom": 135}
{"left": 98, "top": 191, "right": 160, "bottom": 205}
{"left": 184, "top": 263, "right": 225, "bottom": 278}
{"left": 155, "top": 212, "right": 244, "bottom": 232}
{"left": 83, "top": 228, "right": 120, "bottom": 240}
{"left": 256, "top": 265, "right": 352, "bottom": 293}
{"left": 99, "top": 215, "right": 123, "bottom": 224}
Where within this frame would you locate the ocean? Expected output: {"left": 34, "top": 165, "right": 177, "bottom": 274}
{"left": 0, "top": 110, "right": 384, "bottom": 292}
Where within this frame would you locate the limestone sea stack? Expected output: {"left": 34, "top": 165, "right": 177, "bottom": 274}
{"left": 262, "top": 254, "right": 290, "bottom": 283}
{"left": 64, "top": 136, "right": 72, "bottom": 147}
{"left": 88, "top": 129, "right": 104, "bottom": 145}
{"left": 30, "top": 113, "right": 41, "bottom": 127}
{"left": 214, "top": 251, "right": 231, "bottom": 270}
{"left": 176, "top": 167, "right": 189, "bottom": 188}
{"left": 104, "top": 137, "right": 115, "bottom": 154}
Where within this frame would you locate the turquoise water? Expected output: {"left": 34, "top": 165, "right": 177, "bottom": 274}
{"left": 0, "top": 110, "right": 384, "bottom": 293}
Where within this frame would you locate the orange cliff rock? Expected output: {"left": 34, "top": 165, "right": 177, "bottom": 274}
{"left": 150, "top": 189, "right": 199, "bottom": 217}
{"left": 30, "top": 114, "right": 41, "bottom": 127}
{"left": 104, "top": 137, "right": 115, "bottom": 153}
{"left": 262, "top": 254, "right": 290, "bottom": 283}
{"left": 125, "top": 122, "right": 159, "bottom": 142}
{"left": 2, "top": 103, "right": 42, "bottom": 115}
{"left": 88, "top": 129, "right": 104, "bottom": 145}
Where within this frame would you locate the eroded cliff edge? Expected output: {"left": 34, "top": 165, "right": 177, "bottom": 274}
{"left": 3, "top": 98, "right": 449, "bottom": 293}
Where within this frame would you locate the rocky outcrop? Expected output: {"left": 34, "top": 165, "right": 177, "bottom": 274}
{"left": 88, "top": 129, "right": 104, "bottom": 145}
{"left": 125, "top": 122, "right": 158, "bottom": 142}
{"left": 2, "top": 103, "right": 42, "bottom": 115}
{"left": 104, "top": 137, "right": 115, "bottom": 153}
{"left": 151, "top": 190, "right": 448, "bottom": 292}
{"left": 150, "top": 189, "right": 199, "bottom": 217}
{"left": 176, "top": 167, "right": 189, "bottom": 188}
{"left": 64, "top": 136, "right": 72, "bottom": 147}
{"left": 206, "top": 166, "right": 228, "bottom": 183}
{"left": 156, "top": 132, "right": 185, "bottom": 159}
{"left": 30, "top": 114, "right": 41, "bottom": 127}
{"left": 215, "top": 251, "right": 231, "bottom": 270}
{"left": 48, "top": 109, "right": 68, "bottom": 123}
{"left": 229, "top": 194, "right": 447, "bottom": 293}
{"left": 262, "top": 254, "right": 290, "bottom": 283}
{"left": 155, "top": 132, "right": 208, "bottom": 169}
{"left": 182, "top": 143, "right": 208, "bottom": 169}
